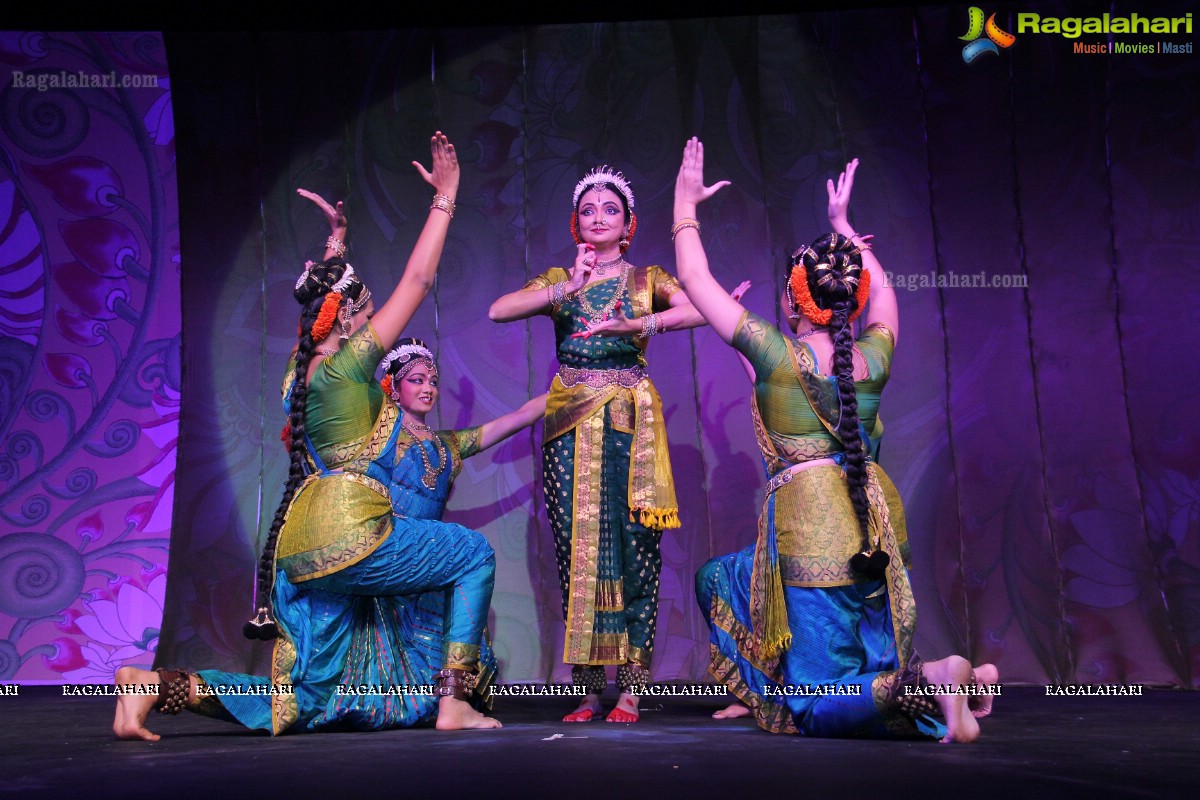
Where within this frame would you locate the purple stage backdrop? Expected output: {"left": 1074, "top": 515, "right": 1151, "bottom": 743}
{"left": 0, "top": 32, "right": 178, "bottom": 683}
{"left": 3, "top": 4, "right": 1198, "bottom": 689}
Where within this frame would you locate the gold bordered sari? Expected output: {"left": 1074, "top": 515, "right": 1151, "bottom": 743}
{"left": 525, "top": 266, "right": 681, "bottom": 668}
{"left": 697, "top": 311, "right": 941, "bottom": 738}
{"left": 196, "top": 324, "right": 497, "bottom": 733}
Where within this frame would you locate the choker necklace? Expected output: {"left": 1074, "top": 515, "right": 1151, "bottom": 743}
{"left": 403, "top": 417, "right": 445, "bottom": 489}
{"left": 316, "top": 346, "right": 340, "bottom": 357}
{"left": 592, "top": 256, "right": 626, "bottom": 274}
{"left": 795, "top": 328, "right": 825, "bottom": 342}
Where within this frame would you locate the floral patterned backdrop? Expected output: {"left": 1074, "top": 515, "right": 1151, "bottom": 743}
{"left": 0, "top": 32, "right": 178, "bottom": 682}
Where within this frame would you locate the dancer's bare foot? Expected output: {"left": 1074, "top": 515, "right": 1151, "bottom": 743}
{"left": 435, "top": 696, "right": 502, "bottom": 730}
{"left": 970, "top": 663, "right": 999, "bottom": 718}
{"left": 112, "top": 667, "right": 162, "bottom": 741}
{"left": 605, "top": 692, "right": 639, "bottom": 723}
{"left": 562, "top": 693, "right": 603, "bottom": 722}
{"left": 923, "top": 655, "right": 980, "bottom": 743}
{"left": 712, "top": 702, "right": 751, "bottom": 719}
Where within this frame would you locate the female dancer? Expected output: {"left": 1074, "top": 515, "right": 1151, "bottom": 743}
{"left": 362, "top": 337, "right": 547, "bottom": 715}
{"left": 113, "top": 133, "right": 500, "bottom": 738}
{"left": 673, "top": 138, "right": 989, "bottom": 742}
{"left": 489, "top": 167, "right": 707, "bottom": 723}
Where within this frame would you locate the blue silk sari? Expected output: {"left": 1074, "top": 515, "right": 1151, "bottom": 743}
{"left": 196, "top": 329, "right": 495, "bottom": 733}
{"left": 696, "top": 313, "right": 943, "bottom": 739}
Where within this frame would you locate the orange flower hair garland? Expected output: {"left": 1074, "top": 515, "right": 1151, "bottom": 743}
{"left": 309, "top": 292, "right": 343, "bottom": 342}
{"left": 789, "top": 265, "right": 871, "bottom": 326}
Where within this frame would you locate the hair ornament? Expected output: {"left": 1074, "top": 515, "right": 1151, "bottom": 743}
{"left": 381, "top": 341, "right": 438, "bottom": 386}
{"left": 295, "top": 261, "right": 316, "bottom": 291}
{"left": 381, "top": 342, "right": 435, "bottom": 373}
{"left": 572, "top": 165, "right": 635, "bottom": 210}
{"left": 310, "top": 292, "right": 343, "bottom": 341}
{"left": 788, "top": 233, "right": 871, "bottom": 327}
{"left": 331, "top": 262, "right": 357, "bottom": 293}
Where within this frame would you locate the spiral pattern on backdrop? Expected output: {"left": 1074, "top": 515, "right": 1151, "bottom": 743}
{"left": 0, "top": 533, "right": 86, "bottom": 619}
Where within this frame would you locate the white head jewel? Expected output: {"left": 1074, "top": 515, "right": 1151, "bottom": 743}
{"left": 381, "top": 341, "right": 436, "bottom": 378}
{"left": 330, "top": 262, "right": 357, "bottom": 293}
{"left": 572, "top": 165, "right": 635, "bottom": 211}
{"left": 295, "top": 261, "right": 316, "bottom": 292}
{"left": 294, "top": 260, "right": 362, "bottom": 296}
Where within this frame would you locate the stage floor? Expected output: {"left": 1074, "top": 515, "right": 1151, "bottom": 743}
{"left": 1, "top": 686, "right": 1196, "bottom": 799}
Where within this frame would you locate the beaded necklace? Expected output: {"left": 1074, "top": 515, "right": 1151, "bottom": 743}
{"left": 576, "top": 261, "right": 630, "bottom": 322}
{"left": 794, "top": 328, "right": 823, "bottom": 342}
{"left": 402, "top": 418, "right": 447, "bottom": 490}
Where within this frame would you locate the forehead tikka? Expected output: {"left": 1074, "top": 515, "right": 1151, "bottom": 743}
{"left": 572, "top": 165, "right": 635, "bottom": 211}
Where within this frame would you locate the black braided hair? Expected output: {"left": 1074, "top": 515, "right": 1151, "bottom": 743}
{"left": 245, "top": 258, "right": 363, "bottom": 640}
{"left": 792, "top": 234, "right": 875, "bottom": 566}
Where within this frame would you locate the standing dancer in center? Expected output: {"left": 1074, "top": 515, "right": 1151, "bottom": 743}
{"left": 489, "top": 167, "right": 707, "bottom": 722}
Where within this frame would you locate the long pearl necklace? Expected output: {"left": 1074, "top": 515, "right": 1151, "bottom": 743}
{"left": 402, "top": 418, "right": 446, "bottom": 490}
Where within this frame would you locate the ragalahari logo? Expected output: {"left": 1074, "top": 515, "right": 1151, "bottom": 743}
{"left": 960, "top": 7, "right": 1017, "bottom": 62}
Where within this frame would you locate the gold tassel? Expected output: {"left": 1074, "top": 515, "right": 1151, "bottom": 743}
{"left": 631, "top": 507, "right": 681, "bottom": 530}
{"left": 757, "top": 560, "right": 793, "bottom": 660}
{"left": 748, "top": 499, "right": 792, "bottom": 663}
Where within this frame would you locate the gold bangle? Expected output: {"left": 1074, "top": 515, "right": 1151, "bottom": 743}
{"left": 847, "top": 232, "right": 872, "bottom": 251}
{"left": 326, "top": 236, "right": 346, "bottom": 258}
{"left": 430, "top": 194, "right": 456, "bottom": 218}
{"left": 671, "top": 217, "right": 701, "bottom": 238}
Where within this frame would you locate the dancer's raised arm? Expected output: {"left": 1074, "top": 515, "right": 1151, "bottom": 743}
{"left": 826, "top": 159, "right": 898, "bottom": 345}
{"left": 371, "top": 130, "right": 460, "bottom": 346}
{"left": 671, "top": 137, "right": 741, "bottom": 343}
{"left": 296, "top": 189, "right": 348, "bottom": 262}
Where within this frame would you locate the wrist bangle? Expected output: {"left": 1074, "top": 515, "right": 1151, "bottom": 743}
{"left": 671, "top": 218, "right": 701, "bottom": 240}
{"left": 550, "top": 282, "right": 570, "bottom": 308}
{"left": 430, "top": 194, "right": 456, "bottom": 218}
{"left": 638, "top": 312, "right": 661, "bottom": 339}
{"left": 326, "top": 236, "right": 346, "bottom": 258}
{"left": 847, "top": 232, "right": 872, "bottom": 252}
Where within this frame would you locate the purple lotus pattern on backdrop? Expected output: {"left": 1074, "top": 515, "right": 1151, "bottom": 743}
{"left": 0, "top": 31, "right": 179, "bottom": 682}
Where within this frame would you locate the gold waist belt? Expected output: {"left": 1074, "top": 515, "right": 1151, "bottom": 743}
{"left": 558, "top": 364, "right": 646, "bottom": 389}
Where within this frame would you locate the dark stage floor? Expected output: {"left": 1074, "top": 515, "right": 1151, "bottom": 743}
{"left": 1, "top": 686, "right": 1196, "bottom": 799}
